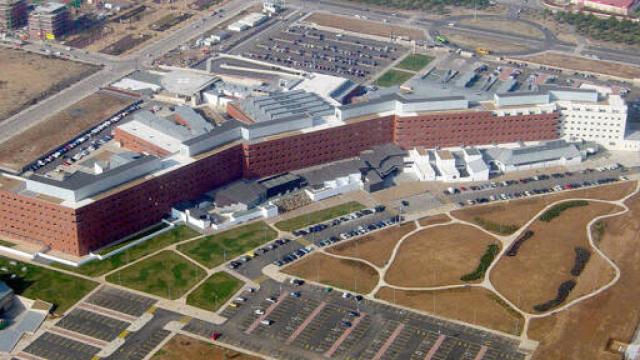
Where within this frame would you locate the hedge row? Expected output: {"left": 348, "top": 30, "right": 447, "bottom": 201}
{"left": 473, "top": 217, "right": 519, "bottom": 235}
{"left": 533, "top": 280, "right": 576, "bottom": 312}
{"left": 460, "top": 244, "right": 499, "bottom": 282}
{"left": 506, "top": 230, "right": 534, "bottom": 257}
{"left": 570, "top": 247, "right": 591, "bottom": 277}
{"left": 539, "top": 201, "right": 589, "bottom": 222}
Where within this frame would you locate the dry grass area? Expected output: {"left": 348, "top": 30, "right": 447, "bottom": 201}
{"left": 457, "top": 17, "right": 544, "bottom": 39}
{"left": 522, "top": 52, "right": 640, "bottom": 79}
{"left": 522, "top": 11, "right": 578, "bottom": 44}
{"left": 418, "top": 214, "right": 451, "bottom": 227}
{"left": 0, "top": 90, "right": 136, "bottom": 173}
{"left": 376, "top": 287, "right": 524, "bottom": 336}
{"left": 528, "top": 193, "right": 640, "bottom": 360}
{"left": 327, "top": 222, "right": 416, "bottom": 267}
{"left": 0, "top": 47, "right": 99, "bottom": 122}
{"left": 491, "top": 202, "right": 621, "bottom": 313}
{"left": 305, "top": 12, "right": 426, "bottom": 41}
{"left": 283, "top": 252, "right": 379, "bottom": 294}
{"left": 385, "top": 224, "right": 498, "bottom": 287}
{"left": 451, "top": 181, "right": 636, "bottom": 235}
{"left": 152, "top": 334, "right": 260, "bottom": 360}
{"left": 440, "top": 30, "right": 534, "bottom": 53}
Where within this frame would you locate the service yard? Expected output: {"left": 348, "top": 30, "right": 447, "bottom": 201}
{"left": 0, "top": 47, "right": 99, "bottom": 122}
{"left": 521, "top": 52, "right": 640, "bottom": 80}
{"left": 491, "top": 202, "right": 621, "bottom": 313}
{"left": 528, "top": 191, "right": 640, "bottom": 360}
{"left": 385, "top": 224, "right": 499, "bottom": 287}
{"left": 376, "top": 287, "right": 524, "bottom": 336}
{"left": 283, "top": 252, "right": 379, "bottom": 294}
{"left": 304, "top": 12, "right": 426, "bottom": 41}
{"left": 327, "top": 222, "right": 416, "bottom": 267}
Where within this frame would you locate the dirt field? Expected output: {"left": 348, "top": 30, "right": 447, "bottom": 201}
{"left": 521, "top": 52, "right": 640, "bottom": 79}
{"left": 528, "top": 193, "right": 640, "bottom": 360}
{"left": 457, "top": 17, "right": 544, "bottom": 40}
{"left": 491, "top": 202, "right": 621, "bottom": 313}
{"left": 152, "top": 334, "right": 260, "bottom": 360}
{"left": 327, "top": 222, "right": 416, "bottom": 267}
{"left": 283, "top": 252, "right": 379, "bottom": 294}
{"left": 0, "top": 47, "right": 99, "bottom": 122}
{"left": 440, "top": 30, "right": 534, "bottom": 53}
{"left": 385, "top": 224, "right": 498, "bottom": 287}
{"left": 376, "top": 287, "right": 524, "bottom": 335}
{"left": 0, "top": 90, "right": 137, "bottom": 173}
{"left": 417, "top": 214, "right": 451, "bottom": 227}
{"left": 305, "top": 12, "right": 426, "bottom": 41}
{"left": 451, "top": 181, "right": 636, "bottom": 235}
{"left": 522, "top": 10, "right": 578, "bottom": 45}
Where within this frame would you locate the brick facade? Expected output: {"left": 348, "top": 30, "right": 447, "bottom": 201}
{"left": 113, "top": 127, "right": 171, "bottom": 158}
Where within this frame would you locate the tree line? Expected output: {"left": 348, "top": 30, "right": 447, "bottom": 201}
{"left": 551, "top": 10, "right": 640, "bottom": 45}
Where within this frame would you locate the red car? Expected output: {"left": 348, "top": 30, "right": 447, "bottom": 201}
{"left": 210, "top": 332, "right": 222, "bottom": 341}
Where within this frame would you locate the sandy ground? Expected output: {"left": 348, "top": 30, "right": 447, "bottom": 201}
{"left": 327, "top": 222, "right": 416, "bottom": 267}
{"left": 528, "top": 193, "right": 640, "bottom": 360}
{"left": 521, "top": 52, "right": 640, "bottom": 79}
{"left": 376, "top": 286, "right": 524, "bottom": 336}
{"left": 283, "top": 252, "right": 379, "bottom": 294}
{"left": 385, "top": 224, "right": 498, "bottom": 287}
{"left": 457, "top": 17, "right": 545, "bottom": 40}
{"left": 439, "top": 30, "right": 534, "bottom": 53}
{"left": 451, "top": 181, "right": 636, "bottom": 234}
{"left": 0, "top": 90, "right": 136, "bottom": 172}
{"left": 152, "top": 334, "right": 260, "bottom": 360}
{"left": 304, "top": 12, "right": 426, "bottom": 41}
{"left": 491, "top": 202, "right": 621, "bottom": 313}
{"left": 0, "top": 47, "right": 98, "bottom": 122}
{"left": 417, "top": 214, "right": 451, "bottom": 227}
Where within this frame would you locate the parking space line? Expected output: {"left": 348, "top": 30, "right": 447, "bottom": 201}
{"left": 245, "top": 293, "right": 288, "bottom": 335}
{"left": 474, "top": 345, "right": 488, "bottom": 360}
{"left": 372, "top": 323, "right": 405, "bottom": 360}
{"left": 286, "top": 301, "right": 327, "bottom": 345}
{"left": 77, "top": 302, "right": 138, "bottom": 323}
{"left": 323, "top": 312, "right": 366, "bottom": 358}
{"left": 48, "top": 327, "right": 108, "bottom": 348}
{"left": 424, "top": 334, "right": 446, "bottom": 360}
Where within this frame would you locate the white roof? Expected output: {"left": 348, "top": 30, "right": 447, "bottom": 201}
{"left": 161, "top": 71, "right": 216, "bottom": 96}
{"left": 111, "top": 78, "right": 162, "bottom": 92}
{"left": 292, "top": 73, "right": 351, "bottom": 106}
{"left": 118, "top": 120, "right": 182, "bottom": 153}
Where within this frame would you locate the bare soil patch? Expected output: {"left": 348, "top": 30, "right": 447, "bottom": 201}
{"left": 451, "top": 181, "right": 636, "bottom": 235}
{"left": 283, "top": 252, "right": 379, "bottom": 294}
{"left": 0, "top": 90, "right": 137, "bottom": 173}
{"left": 152, "top": 334, "right": 260, "bottom": 360}
{"left": 440, "top": 30, "right": 534, "bottom": 53}
{"left": 457, "top": 17, "right": 544, "bottom": 39}
{"left": 385, "top": 224, "right": 498, "bottom": 287}
{"left": 0, "top": 47, "right": 99, "bottom": 122}
{"left": 528, "top": 193, "right": 640, "bottom": 360}
{"left": 327, "top": 222, "right": 416, "bottom": 267}
{"left": 376, "top": 287, "right": 524, "bottom": 336}
{"left": 305, "top": 12, "right": 426, "bottom": 41}
{"left": 417, "top": 214, "right": 451, "bottom": 227}
{"left": 521, "top": 52, "right": 640, "bottom": 79}
{"left": 491, "top": 202, "right": 621, "bottom": 313}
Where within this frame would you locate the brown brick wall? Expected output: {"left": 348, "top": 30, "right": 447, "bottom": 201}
{"left": 113, "top": 127, "right": 171, "bottom": 158}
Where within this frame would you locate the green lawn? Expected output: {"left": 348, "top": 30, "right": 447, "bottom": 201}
{"left": 0, "top": 239, "right": 15, "bottom": 247}
{"left": 0, "top": 256, "right": 98, "bottom": 314}
{"left": 186, "top": 272, "right": 244, "bottom": 312}
{"left": 374, "top": 69, "right": 415, "bottom": 87}
{"left": 395, "top": 54, "right": 433, "bottom": 72}
{"left": 177, "top": 222, "right": 277, "bottom": 269}
{"left": 274, "top": 201, "right": 365, "bottom": 232}
{"left": 57, "top": 225, "right": 200, "bottom": 277}
{"left": 106, "top": 250, "right": 205, "bottom": 299}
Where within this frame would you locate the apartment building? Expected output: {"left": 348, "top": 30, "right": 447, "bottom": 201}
{"left": 0, "top": 0, "right": 27, "bottom": 30}
{"left": 28, "top": 2, "right": 69, "bottom": 40}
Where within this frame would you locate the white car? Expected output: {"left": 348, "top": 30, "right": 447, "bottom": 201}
{"left": 260, "top": 319, "right": 273, "bottom": 326}
{"left": 255, "top": 309, "right": 265, "bottom": 315}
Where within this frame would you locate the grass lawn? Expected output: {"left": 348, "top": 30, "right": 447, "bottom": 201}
{"left": 177, "top": 222, "right": 277, "bottom": 269}
{"left": 0, "top": 239, "right": 15, "bottom": 247}
{"left": 186, "top": 272, "right": 243, "bottom": 312}
{"left": 374, "top": 69, "right": 414, "bottom": 87}
{"left": 57, "top": 225, "right": 199, "bottom": 277}
{"left": 0, "top": 256, "right": 98, "bottom": 314}
{"left": 274, "top": 201, "right": 365, "bottom": 232}
{"left": 106, "top": 250, "right": 205, "bottom": 299}
{"left": 395, "top": 54, "right": 433, "bottom": 72}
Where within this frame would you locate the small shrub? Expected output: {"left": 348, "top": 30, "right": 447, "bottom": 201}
{"left": 539, "top": 201, "right": 589, "bottom": 222}
{"left": 460, "top": 244, "right": 499, "bottom": 282}
{"left": 570, "top": 247, "right": 591, "bottom": 276}
{"left": 533, "top": 280, "right": 576, "bottom": 312}
{"left": 506, "top": 230, "right": 534, "bottom": 257}
{"left": 473, "top": 217, "right": 519, "bottom": 235}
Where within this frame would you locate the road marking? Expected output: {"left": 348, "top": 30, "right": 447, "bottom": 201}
{"left": 474, "top": 345, "right": 488, "bottom": 360}
{"left": 286, "top": 302, "right": 327, "bottom": 345}
{"left": 324, "top": 312, "right": 367, "bottom": 358}
{"left": 245, "top": 293, "right": 288, "bottom": 334}
{"left": 372, "top": 323, "right": 405, "bottom": 360}
{"left": 425, "top": 334, "right": 446, "bottom": 360}
{"left": 77, "top": 302, "right": 137, "bottom": 323}
{"left": 48, "top": 327, "right": 109, "bottom": 348}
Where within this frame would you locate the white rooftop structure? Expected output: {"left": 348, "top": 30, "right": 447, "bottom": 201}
{"left": 160, "top": 70, "right": 216, "bottom": 97}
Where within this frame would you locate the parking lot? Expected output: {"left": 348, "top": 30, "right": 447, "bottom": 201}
{"left": 85, "top": 286, "right": 157, "bottom": 318}
{"left": 233, "top": 24, "right": 407, "bottom": 81}
{"left": 183, "top": 279, "right": 526, "bottom": 360}
{"left": 23, "top": 332, "right": 101, "bottom": 360}
{"left": 233, "top": 238, "right": 306, "bottom": 280}
{"left": 55, "top": 308, "right": 130, "bottom": 342}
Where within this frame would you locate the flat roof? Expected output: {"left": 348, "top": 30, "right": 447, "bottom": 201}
{"left": 161, "top": 70, "right": 216, "bottom": 96}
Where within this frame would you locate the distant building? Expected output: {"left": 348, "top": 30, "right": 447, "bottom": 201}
{"left": 28, "top": 2, "right": 69, "bottom": 40}
{"left": 263, "top": 0, "right": 284, "bottom": 13}
{"left": 485, "top": 140, "right": 583, "bottom": 173}
{"left": 0, "top": 0, "right": 27, "bottom": 30}
{"left": 572, "top": 0, "right": 637, "bottom": 15}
